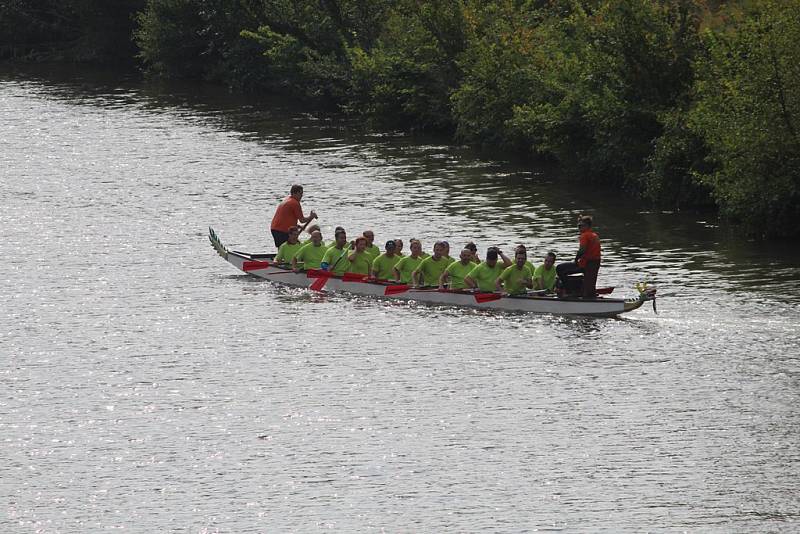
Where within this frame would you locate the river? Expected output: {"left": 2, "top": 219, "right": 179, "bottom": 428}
{"left": 1, "top": 65, "right": 799, "bottom": 532}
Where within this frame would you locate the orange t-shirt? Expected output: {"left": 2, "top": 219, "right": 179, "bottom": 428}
{"left": 578, "top": 229, "right": 601, "bottom": 267}
{"left": 270, "top": 196, "right": 303, "bottom": 232}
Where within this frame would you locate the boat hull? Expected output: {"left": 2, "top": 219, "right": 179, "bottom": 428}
{"left": 209, "top": 228, "right": 653, "bottom": 317}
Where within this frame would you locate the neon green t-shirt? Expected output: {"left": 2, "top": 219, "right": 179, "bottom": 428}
{"left": 322, "top": 246, "right": 351, "bottom": 275}
{"left": 467, "top": 262, "right": 505, "bottom": 292}
{"left": 444, "top": 260, "right": 474, "bottom": 289}
{"left": 365, "top": 244, "right": 381, "bottom": 261}
{"left": 533, "top": 264, "right": 557, "bottom": 291}
{"left": 274, "top": 241, "right": 304, "bottom": 264}
{"left": 348, "top": 251, "right": 372, "bottom": 275}
{"left": 293, "top": 242, "right": 327, "bottom": 270}
{"left": 500, "top": 264, "right": 534, "bottom": 294}
{"left": 372, "top": 253, "right": 401, "bottom": 280}
{"left": 414, "top": 255, "right": 450, "bottom": 287}
{"left": 394, "top": 255, "right": 424, "bottom": 284}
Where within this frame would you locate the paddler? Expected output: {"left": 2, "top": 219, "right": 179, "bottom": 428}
{"left": 393, "top": 239, "right": 425, "bottom": 283}
{"left": 412, "top": 241, "right": 450, "bottom": 287}
{"left": 321, "top": 228, "right": 351, "bottom": 275}
{"left": 302, "top": 224, "right": 321, "bottom": 245}
{"left": 533, "top": 252, "right": 557, "bottom": 292}
{"left": 270, "top": 185, "right": 317, "bottom": 248}
{"left": 274, "top": 226, "right": 304, "bottom": 265}
{"left": 394, "top": 239, "right": 405, "bottom": 257}
{"left": 496, "top": 248, "right": 533, "bottom": 295}
{"left": 347, "top": 236, "right": 373, "bottom": 275}
{"left": 292, "top": 230, "right": 327, "bottom": 271}
{"left": 556, "top": 215, "right": 601, "bottom": 298}
{"left": 363, "top": 230, "right": 381, "bottom": 261}
{"left": 439, "top": 248, "right": 475, "bottom": 290}
{"left": 371, "top": 240, "right": 401, "bottom": 280}
{"left": 465, "top": 242, "right": 480, "bottom": 264}
{"left": 464, "top": 247, "right": 512, "bottom": 292}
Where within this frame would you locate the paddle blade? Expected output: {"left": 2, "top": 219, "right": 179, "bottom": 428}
{"left": 596, "top": 286, "right": 614, "bottom": 295}
{"left": 243, "top": 260, "right": 270, "bottom": 272}
{"left": 474, "top": 292, "right": 502, "bottom": 303}
{"left": 384, "top": 284, "right": 410, "bottom": 295}
{"left": 309, "top": 275, "right": 329, "bottom": 292}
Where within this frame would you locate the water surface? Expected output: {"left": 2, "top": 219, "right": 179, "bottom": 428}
{"left": 1, "top": 66, "right": 799, "bottom": 532}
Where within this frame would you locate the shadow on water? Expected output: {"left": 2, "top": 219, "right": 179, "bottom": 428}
{"left": 3, "top": 63, "right": 799, "bottom": 303}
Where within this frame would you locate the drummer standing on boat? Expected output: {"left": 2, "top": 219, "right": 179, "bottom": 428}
{"left": 270, "top": 185, "right": 317, "bottom": 248}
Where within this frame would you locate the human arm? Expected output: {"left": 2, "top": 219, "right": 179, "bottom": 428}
{"left": 464, "top": 275, "right": 477, "bottom": 289}
{"left": 498, "top": 249, "right": 512, "bottom": 267}
{"left": 438, "top": 270, "right": 448, "bottom": 290}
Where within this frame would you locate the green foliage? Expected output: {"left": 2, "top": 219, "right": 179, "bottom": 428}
{"left": 688, "top": 1, "right": 800, "bottom": 236}
{"left": 6, "top": 0, "right": 797, "bottom": 236}
{"left": 349, "top": 0, "right": 466, "bottom": 130}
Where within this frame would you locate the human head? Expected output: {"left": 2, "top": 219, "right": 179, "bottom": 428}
{"left": 310, "top": 230, "right": 323, "bottom": 245}
{"left": 442, "top": 241, "right": 450, "bottom": 257}
{"left": 363, "top": 230, "right": 375, "bottom": 246}
{"left": 432, "top": 241, "right": 445, "bottom": 259}
{"left": 486, "top": 248, "right": 499, "bottom": 267}
{"left": 394, "top": 239, "right": 404, "bottom": 254}
{"left": 465, "top": 242, "right": 478, "bottom": 261}
{"left": 515, "top": 248, "right": 527, "bottom": 267}
{"left": 354, "top": 236, "right": 367, "bottom": 252}
{"left": 306, "top": 224, "right": 320, "bottom": 235}
{"left": 578, "top": 215, "right": 593, "bottom": 231}
{"left": 288, "top": 225, "right": 301, "bottom": 243}
{"left": 290, "top": 184, "right": 304, "bottom": 200}
{"left": 544, "top": 251, "right": 556, "bottom": 269}
{"left": 459, "top": 248, "right": 472, "bottom": 263}
{"left": 410, "top": 239, "right": 422, "bottom": 257}
{"left": 385, "top": 240, "right": 397, "bottom": 254}
{"left": 334, "top": 228, "right": 347, "bottom": 247}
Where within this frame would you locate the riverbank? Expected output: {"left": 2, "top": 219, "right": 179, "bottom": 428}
{"left": 3, "top": 1, "right": 798, "bottom": 238}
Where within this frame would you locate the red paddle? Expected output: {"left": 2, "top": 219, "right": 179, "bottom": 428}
{"left": 243, "top": 260, "right": 270, "bottom": 271}
{"left": 474, "top": 292, "right": 503, "bottom": 303}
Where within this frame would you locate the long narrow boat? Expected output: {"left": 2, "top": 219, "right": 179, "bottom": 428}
{"left": 209, "top": 228, "right": 656, "bottom": 317}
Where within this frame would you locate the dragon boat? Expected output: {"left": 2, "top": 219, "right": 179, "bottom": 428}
{"left": 209, "top": 228, "right": 656, "bottom": 317}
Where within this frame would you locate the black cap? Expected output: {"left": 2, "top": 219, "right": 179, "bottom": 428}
{"left": 385, "top": 240, "right": 397, "bottom": 249}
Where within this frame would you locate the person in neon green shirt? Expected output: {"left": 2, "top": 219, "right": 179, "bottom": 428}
{"left": 394, "top": 239, "right": 405, "bottom": 257}
{"left": 413, "top": 241, "right": 450, "bottom": 287}
{"left": 465, "top": 242, "right": 481, "bottom": 264}
{"left": 362, "top": 230, "right": 381, "bottom": 261}
{"left": 274, "top": 226, "right": 304, "bottom": 264}
{"left": 440, "top": 248, "right": 475, "bottom": 290}
{"left": 442, "top": 241, "right": 455, "bottom": 264}
{"left": 292, "top": 230, "right": 327, "bottom": 271}
{"left": 465, "top": 247, "right": 512, "bottom": 292}
{"left": 371, "top": 240, "right": 401, "bottom": 280}
{"left": 533, "top": 251, "right": 558, "bottom": 291}
{"left": 347, "top": 236, "right": 373, "bottom": 275}
{"left": 393, "top": 239, "right": 425, "bottom": 283}
{"left": 497, "top": 249, "right": 534, "bottom": 294}
{"left": 321, "top": 228, "right": 351, "bottom": 275}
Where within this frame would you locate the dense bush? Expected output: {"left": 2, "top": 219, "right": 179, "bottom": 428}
{"left": 5, "top": 0, "right": 797, "bottom": 237}
{"left": 688, "top": 0, "right": 800, "bottom": 237}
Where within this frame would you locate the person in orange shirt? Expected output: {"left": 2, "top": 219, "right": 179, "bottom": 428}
{"left": 270, "top": 185, "right": 317, "bottom": 247}
{"left": 556, "top": 215, "right": 602, "bottom": 298}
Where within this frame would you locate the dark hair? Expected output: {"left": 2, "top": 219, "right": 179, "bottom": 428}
{"left": 288, "top": 225, "right": 300, "bottom": 233}
{"left": 335, "top": 229, "right": 346, "bottom": 238}
{"left": 547, "top": 251, "right": 557, "bottom": 260}
{"left": 290, "top": 185, "right": 303, "bottom": 195}
{"left": 579, "top": 215, "right": 593, "bottom": 227}
{"left": 486, "top": 249, "right": 499, "bottom": 261}
{"left": 465, "top": 242, "right": 477, "bottom": 252}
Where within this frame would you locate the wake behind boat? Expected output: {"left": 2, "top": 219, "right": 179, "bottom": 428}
{"left": 209, "top": 228, "right": 657, "bottom": 317}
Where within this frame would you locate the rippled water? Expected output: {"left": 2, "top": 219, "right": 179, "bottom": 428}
{"left": 2, "top": 66, "right": 799, "bottom": 532}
